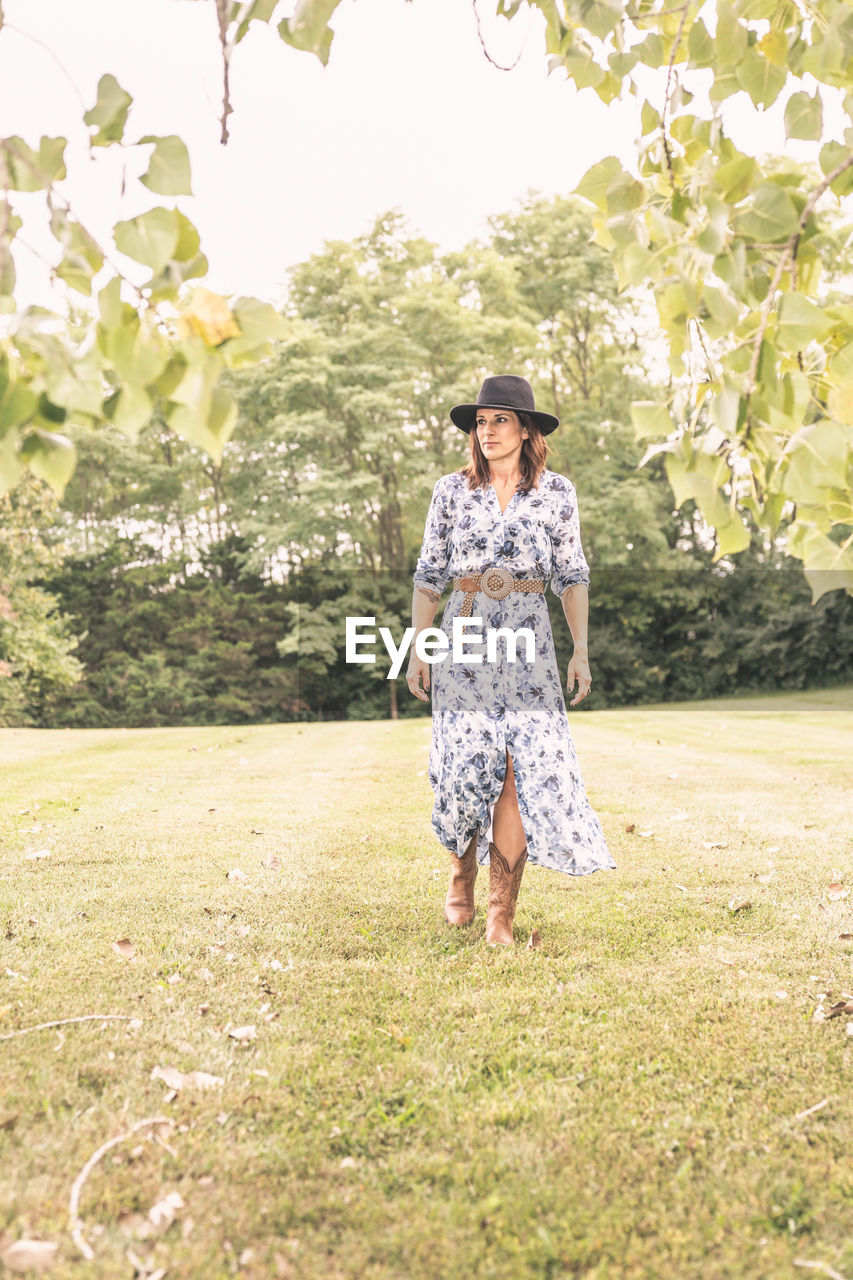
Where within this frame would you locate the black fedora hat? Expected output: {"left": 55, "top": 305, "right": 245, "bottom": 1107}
{"left": 450, "top": 374, "right": 560, "bottom": 436}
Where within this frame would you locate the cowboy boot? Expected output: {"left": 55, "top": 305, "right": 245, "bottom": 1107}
{"left": 444, "top": 832, "right": 479, "bottom": 926}
{"left": 485, "top": 841, "right": 528, "bottom": 946}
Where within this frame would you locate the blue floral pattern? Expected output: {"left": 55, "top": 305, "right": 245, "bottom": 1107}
{"left": 413, "top": 469, "right": 616, "bottom": 877}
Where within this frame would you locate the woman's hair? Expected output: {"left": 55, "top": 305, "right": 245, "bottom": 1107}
{"left": 460, "top": 411, "right": 549, "bottom": 491}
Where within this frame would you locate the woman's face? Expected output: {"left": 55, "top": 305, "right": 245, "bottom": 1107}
{"left": 474, "top": 408, "right": 528, "bottom": 464}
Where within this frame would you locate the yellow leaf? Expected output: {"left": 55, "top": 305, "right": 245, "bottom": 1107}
{"left": 184, "top": 287, "right": 241, "bottom": 346}
{"left": 758, "top": 29, "right": 788, "bottom": 66}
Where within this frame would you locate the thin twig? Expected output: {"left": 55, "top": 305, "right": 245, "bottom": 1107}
{"left": 2, "top": 22, "right": 89, "bottom": 114}
{"left": 793, "top": 1259, "right": 848, "bottom": 1280}
{"left": 660, "top": 1, "right": 691, "bottom": 190}
{"left": 792, "top": 1096, "right": 829, "bottom": 1121}
{"left": 214, "top": 0, "right": 235, "bottom": 144}
{"left": 0, "top": 1014, "right": 132, "bottom": 1041}
{"left": 472, "top": 0, "right": 524, "bottom": 71}
{"left": 69, "top": 1116, "right": 172, "bottom": 1260}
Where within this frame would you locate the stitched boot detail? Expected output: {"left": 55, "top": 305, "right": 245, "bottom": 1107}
{"left": 444, "top": 832, "right": 479, "bottom": 926}
{"left": 485, "top": 841, "right": 527, "bottom": 946}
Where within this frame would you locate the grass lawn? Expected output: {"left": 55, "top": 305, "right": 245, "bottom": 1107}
{"left": 2, "top": 687, "right": 853, "bottom": 1279}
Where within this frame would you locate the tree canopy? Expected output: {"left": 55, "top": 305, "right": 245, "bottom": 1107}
{"left": 2, "top": 0, "right": 852, "bottom": 601}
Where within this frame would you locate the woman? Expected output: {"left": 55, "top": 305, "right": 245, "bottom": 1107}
{"left": 406, "top": 374, "right": 615, "bottom": 946}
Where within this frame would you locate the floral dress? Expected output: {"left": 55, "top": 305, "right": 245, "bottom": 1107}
{"left": 413, "top": 468, "right": 616, "bottom": 877}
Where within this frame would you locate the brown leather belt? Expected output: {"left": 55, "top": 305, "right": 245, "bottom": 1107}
{"left": 452, "top": 567, "right": 545, "bottom": 617}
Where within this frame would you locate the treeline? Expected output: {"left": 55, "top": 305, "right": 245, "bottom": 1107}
{"left": 3, "top": 196, "right": 852, "bottom": 726}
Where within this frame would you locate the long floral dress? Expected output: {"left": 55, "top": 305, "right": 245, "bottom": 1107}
{"left": 413, "top": 468, "right": 616, "bottom": 877}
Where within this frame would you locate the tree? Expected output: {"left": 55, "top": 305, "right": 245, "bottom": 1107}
{"left": 0, "top": 477, "right": 82, "bottom": 724}
{"left": 250, "top": 0, "right": 853, "bottom": 600}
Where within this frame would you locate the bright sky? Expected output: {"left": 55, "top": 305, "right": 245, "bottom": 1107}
{"left": 0, "top": 0, "right": 844, "bottom": 311}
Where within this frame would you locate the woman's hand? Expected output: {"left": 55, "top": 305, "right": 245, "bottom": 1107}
{"left": 406, "top": 654, "right": 431, "bottom": 703}
{"left": 566, "top": 649, "right": 592, "bottom": 707}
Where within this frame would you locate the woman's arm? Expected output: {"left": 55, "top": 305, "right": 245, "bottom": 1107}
{"left": 406, "top": 586, "right": 441, "bottom": 702}
{"left": 561, "top": 582, "right": 592, "bottom": 707}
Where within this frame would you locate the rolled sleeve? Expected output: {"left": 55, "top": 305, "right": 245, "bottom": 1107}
{"left": 413, "top": 477, "right": 452, "bottom": 595}
{"left": 550, "top": 477, "right": 591, "bottom": 597}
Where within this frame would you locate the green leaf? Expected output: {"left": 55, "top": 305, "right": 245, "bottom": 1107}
{"left": 1, "top": 135, "right": 67, "bottom": 191}
{"left": 818, "top": 142, "right": 853, "bottom": 198}
{"left": 714, "top": 3, "right": 748, "bottom": 68}
{"left": 640, "top": 99, "right": 661, "bottom": 137}
{"left": 562, "top": 45, "right": 605, "bottom": 89}
{"left": 782, "top": 419, "right": 851, "bottom": 504}
{"left": 167, "top": 373, "right": 237, "bottom": 462}
{"left": 102, "top": 320, "right": 170, "bottom": 387}
{"left": 573, "top": 157, "right": 625, "bottom": 211}
{"left": 634, "top": 31, "right": 664, "bottom": 69}
{"left": 776, "top": 292, "right": 833, "bottom": 353}
{"left": 630, "top": 401, "right": 675, "bottom": 439}
{"left": 703, "top": 285, "right": 740, "bottom": 339}
{"left": 784, "top": 90, "right": 823, "bottom": 141}
{"left": 0, "top": 424, "right": 25, "bottom": 494}
{"left": 19, "top": 429, "right": 76, "bottom": 495}
{"left": 137, "top": 135, "right": 193, "bottom": 196}
{"left": 734, "top": 46, "right": 785, "bottom": 109}
{"left": 83, "top": 74, "right": 133, "bottom": 146}
{"left": 234, "top": 0, "right": 280, "bottom": 44}
{"left": 0, "top": 362, "right": 38, "bottom": 436}
{"left": 787, "top": 523, "right": 853, "bottom": 602}
{"left": 733, "top": 182, "right": 800, "bottom": 243}
{"left": 713, "top": 155, "right": 758, "bottom": 204}
{"left": 109, "top": 384, "right": 153, "bottom": 440}
{"left": 114, "top": 207, "right": 181, "bottom": 273}
{"left": 580, "top": 0, "right": 621, "bottom": 40}
{"left": 97, "top": 276, "right": 127, "bottom": 330}
{"left": 710, "top": 383, "right": 742, "bottom": 435}
{"left": 278, "top": 0, "right": 342, "bottom": 65}
{"left": 687, "top": 18, "right": 714, "bottom": 66}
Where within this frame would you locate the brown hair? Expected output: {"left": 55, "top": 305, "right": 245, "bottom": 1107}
{"left": 460, "top": 411, "right": 549, "bottom": 492}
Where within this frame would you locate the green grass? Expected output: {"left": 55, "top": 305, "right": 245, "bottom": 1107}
{"left": 2, "top": 688, "right": 853, "bottom": 1279}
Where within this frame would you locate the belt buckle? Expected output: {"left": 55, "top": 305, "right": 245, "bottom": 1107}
{"left": 480, "top": 566, "right": 514, "bottom": 600}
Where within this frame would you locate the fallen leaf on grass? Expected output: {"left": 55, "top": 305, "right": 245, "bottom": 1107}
{"left": 23, "top": 849, "right": 51, "bottom": 861}
{"left": 265, "top": 855, "right": 282, "bottom": 870}
{"left": 112, "top": 938, "right": 136, "bottom": 959}
{"left": 0, "top": 1238, "right": 58, "bottom": 1272}
{"left": 838, "top": 933, "right": 853, "bottom": 942}
{"left": 228, "top": 1024, "right": 256, "bottom": 1045}
{"left": 624, "top": 823, "right": 635, "bottom": 833}
{"left": 716, "top": 950, "right": 735, "bottom": 966}
{"left": 636, "top": 828, "right": 655, "bottom": 839}
{"left": 226, "top": 869, "right": 247, "bottom": 882}
{"left": 702, "top": 841, "right": 727, "bottom": 850}
{"left": 151, "top": 1065, "right": 224, "bottom": 1092}
{"left": 251, "top": 827, "right": 264, "bottom": 836}
{"left": 147, "top": 1191, "right": 184, "bottom": 1230}
{"left": 729, "top": 898, "right": 752, "bottom": 913}
{"left": 526, "top": 930, "right": 542, "bottom": 950}
{"left": 825, "top": 999, "right": 853, "bottom": 1019}
{"left": 828, "top": 883, "right": 849, "bottom": 901}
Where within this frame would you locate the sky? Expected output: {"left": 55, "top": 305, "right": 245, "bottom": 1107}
{"left": 0, "top": 0, "right": 845, "bottom": 311}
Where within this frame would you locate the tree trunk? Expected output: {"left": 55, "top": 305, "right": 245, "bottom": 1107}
{"left": 389, "top": 678, "right": 398, "bottom": 721}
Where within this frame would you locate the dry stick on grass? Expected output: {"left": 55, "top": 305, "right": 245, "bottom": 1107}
{"left": 0, "top": 1015, "right": 133, "bottom": 1041}
{"left": 69, "top": 1116, "right": 172, "bottom": 1260}
{"left": 792, "top": 1259, "right": 848, "bottom": 1280}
